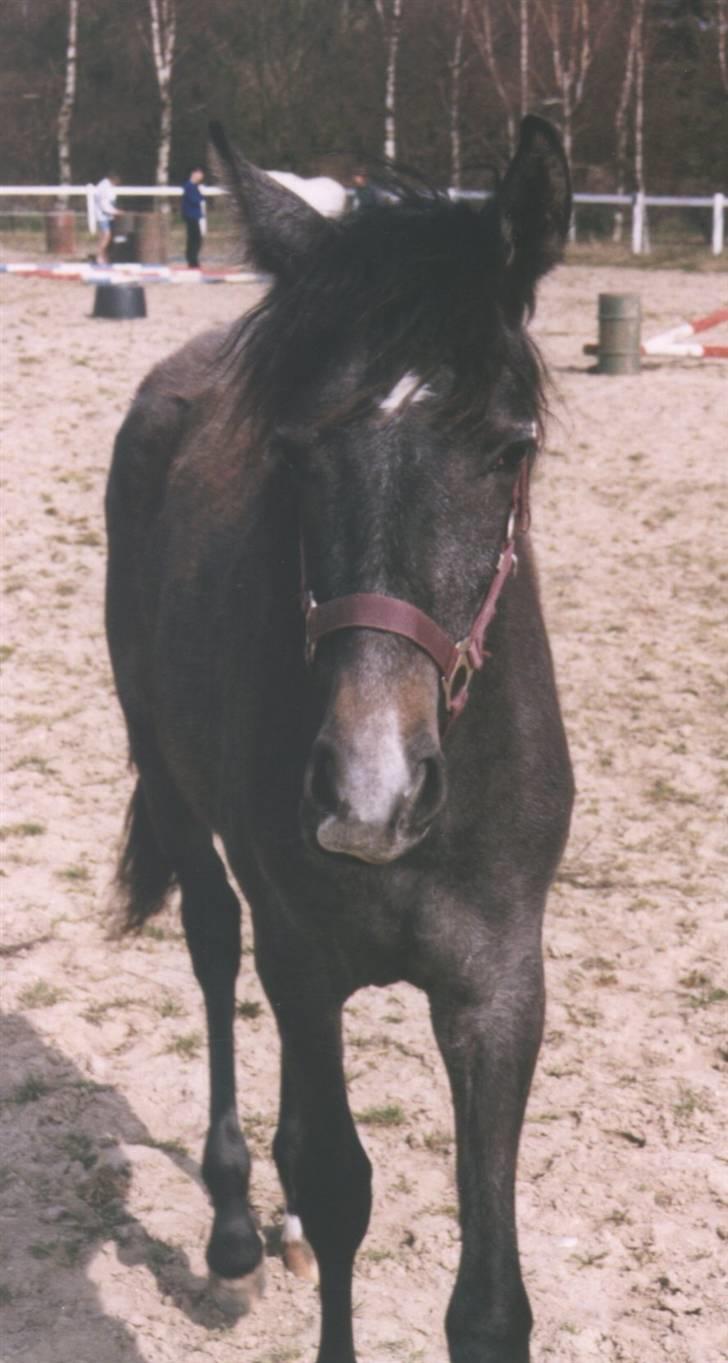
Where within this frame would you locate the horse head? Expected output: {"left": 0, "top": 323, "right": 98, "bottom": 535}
{"left": 211, "top": 119, "right": 570, "bottom": 865}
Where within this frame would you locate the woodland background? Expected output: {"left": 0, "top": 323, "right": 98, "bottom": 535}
{"left": 1, "top": 0, "right": 727, "bottom": 199}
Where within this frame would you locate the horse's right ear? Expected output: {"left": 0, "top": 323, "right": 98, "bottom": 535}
{"left": 496, "top": 115, "right": 571, "bottom": 303}
{"left": 209, "top": 122, "right": 333, "bottom": 279}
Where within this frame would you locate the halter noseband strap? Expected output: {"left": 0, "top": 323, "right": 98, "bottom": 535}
{"left": 302, "top": 461, "right": 530, "bottom": 724}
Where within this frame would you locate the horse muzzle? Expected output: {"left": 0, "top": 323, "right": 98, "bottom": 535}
{"left": 302, "top": 725, "right": 446, "bottom": 865}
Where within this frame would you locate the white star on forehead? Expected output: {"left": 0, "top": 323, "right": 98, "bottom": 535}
{"left": 379, "top": 371, "right": 433, "bottom": 413}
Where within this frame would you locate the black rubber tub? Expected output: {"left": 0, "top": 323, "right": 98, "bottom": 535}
{"left": 92, "top": 283, "right": 147, "bottom": 320}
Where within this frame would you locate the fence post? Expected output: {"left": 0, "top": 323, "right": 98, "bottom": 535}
{"left": 631, "top": 191, "right": 645, "bottom": 255}
{"left": 86, "top": 183, "right": 96, "bottom": 234}
{"left": 713, "top": 193, "right": 725, "bottom": 255}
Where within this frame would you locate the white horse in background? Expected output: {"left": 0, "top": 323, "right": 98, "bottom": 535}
{"left": 266, "top": 170, "right": 348, "bottom": 218}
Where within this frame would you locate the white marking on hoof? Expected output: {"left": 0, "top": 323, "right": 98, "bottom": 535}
{"left": 281, "top": 1212, "right": 319, "bottom": 1284}
{"left": 282, "top": 1212, "right": 304, "bottom": 1244}
{"left": 379, "top": 371, "right": 432, "bottom": 413}
{"left": 209, "top": 1263, "right": 265, "bottom": 1314}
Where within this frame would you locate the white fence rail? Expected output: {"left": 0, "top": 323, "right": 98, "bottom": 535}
{"left": 0, "top": 184, "right": 724, "bottom": 255}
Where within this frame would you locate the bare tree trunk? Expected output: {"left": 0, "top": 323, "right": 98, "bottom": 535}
{"left": 519, "top": 0, "right": 529, "bottom": 118}
{"left": 717, "top": 0, "right": 728, "bottom": 95}
{"left": 449, "top": 0, "right": 468, "bottom": 188}
{"left": 57, "top": 0, "right": 79, "bottom": 206}
{"left": 613, "top": 0, "right": 637, "bottom": 241}
{"left": 148, "top": 0, "right": 177, "bottom": 206}
{"left": 471, "top": 0, "right": 516, "bottom": 155}
{"left": 373, "top": 0, "right": 403, "bottom": 162}
{"left": 539, "top": 0, "right": 592, "bottom": 165}
{"left": 633, "top": 0, "right": 648, "bottom": 250}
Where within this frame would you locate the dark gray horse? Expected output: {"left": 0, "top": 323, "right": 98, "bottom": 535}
{"left": 105, "top": 116, "right": 574, "bottom": 1363}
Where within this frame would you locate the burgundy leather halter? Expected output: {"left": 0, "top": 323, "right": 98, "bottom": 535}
{"left": 302, "top": 460, "right": 531, "bottom": 725}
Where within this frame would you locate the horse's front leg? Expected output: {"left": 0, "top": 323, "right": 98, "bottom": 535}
{"left": 428, "top": 912, "right": 545, "bottom": 1363}
{"left": 257, "top": 946, "right": 372, "bottom": 1363}
{"left": 178, "top": 850, "right": 263, "bottom": 1289}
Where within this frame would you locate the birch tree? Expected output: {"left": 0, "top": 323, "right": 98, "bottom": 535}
{"left": 449, "top": 0, "right": 468, "bottom": 188}
{"left": 717, "top": 0, "right": 727, "bottom": 95}
{"left": 535, "top": 0, "right": 594, "bottom": 164}
{"left": 372, "top": 0, "right": 403, "bottom": 162}
{"left": 633, "top": 0, "right": 648, "bottom": 248}
{"left": 57, "top": 0, "right": 79, "bottom": 205}
{"left": 612, "top": 0, "right": 639, "bottom": 240}
{"left": 148, "top": 0, "right": 176, "bottom": 193}
{"left": 519, "top": 0, "right": 529, "bottom": 118}
{"left": 470, "top": 1, "right": 516, "bottom": 154}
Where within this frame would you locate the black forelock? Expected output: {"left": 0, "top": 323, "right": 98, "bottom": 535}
{"left": 228, "top": 192, "right": 547, "bottom": 443}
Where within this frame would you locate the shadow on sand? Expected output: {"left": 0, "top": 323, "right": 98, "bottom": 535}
{"left": 0, "top": 1012, "right": 268, "bottom": 1363}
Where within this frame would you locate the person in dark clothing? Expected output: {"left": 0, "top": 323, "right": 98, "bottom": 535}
{"left": 351, "top": 167, "right": 377, "bottom": 212}
{"left": 181, "top": 167, "right": 205, "bottom": 268}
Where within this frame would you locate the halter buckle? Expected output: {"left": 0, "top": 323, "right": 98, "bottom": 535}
{"left": 302, "top": 590, "right": 317, "bottom": 664}
{"left": 442, "top": 640, "right": 476, "bottom": 714}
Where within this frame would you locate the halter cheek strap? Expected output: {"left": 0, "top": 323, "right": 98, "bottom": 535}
{"left": 302, "top": 461, "right": 530, "bottom": 724}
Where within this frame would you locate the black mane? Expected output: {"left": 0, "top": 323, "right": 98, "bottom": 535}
{"left": 229, "top": 193, "right": 547, "bottom": 443}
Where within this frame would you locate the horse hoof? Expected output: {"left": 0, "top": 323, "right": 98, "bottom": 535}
{"left": 282, "top": 1237, "right": 319, "bottom": 1284}
{"left": 209, "top": 1263, "right": 265, "bottom": 1315}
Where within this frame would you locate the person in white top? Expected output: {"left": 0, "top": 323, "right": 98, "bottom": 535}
{"left": 94, "top": 172, "right": 120, "bottom": 264}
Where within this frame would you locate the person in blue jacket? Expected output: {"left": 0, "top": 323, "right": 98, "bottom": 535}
{"left": 181, "top": 167, "right": 205, "bottom": 269}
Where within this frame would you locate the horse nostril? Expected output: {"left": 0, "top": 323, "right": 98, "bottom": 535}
{"left": 404, "top": 753, "right": 446, "bottom": 831}
{"left": 307, "top": 741, "right": 341, "bottom": 817}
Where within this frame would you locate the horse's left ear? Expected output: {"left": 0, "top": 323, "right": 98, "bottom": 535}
{"left": 496, "top": 116, "right": 571, "bottom": 298}
{"left": 208, "top": 122, "right": 333, "bottom": 279}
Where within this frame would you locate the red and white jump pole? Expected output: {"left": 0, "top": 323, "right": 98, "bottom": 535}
{"left": 585, "top": 305, "right": 728, "bottom": 362}
{"left": 642, "top": 307, "right": 728, "bottom": 359}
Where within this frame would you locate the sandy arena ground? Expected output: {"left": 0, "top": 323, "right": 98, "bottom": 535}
{"left": 1, "top": 262, "right": 726, "bottom": 1363}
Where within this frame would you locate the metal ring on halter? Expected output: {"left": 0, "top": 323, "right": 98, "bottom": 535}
{"left": 442, "top": 641, "right": 475, "bottom": 713}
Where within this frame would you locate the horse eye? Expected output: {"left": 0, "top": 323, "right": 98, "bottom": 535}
{"left": 492, "top": 437, "right": 535, "bottom": 474}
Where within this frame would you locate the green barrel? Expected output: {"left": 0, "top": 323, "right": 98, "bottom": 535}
{"left": 597, "top": 293, "right": 641, "bottom": 375}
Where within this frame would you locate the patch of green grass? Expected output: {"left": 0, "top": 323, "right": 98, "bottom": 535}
{"left": 28, "top": 1240, "right": 57, "bottom": 1260}
{"left": 0, "top": 645, "right": 15, "bottom": 663}
{"left": 422, "top": 1128, "right": 452, "bottom": 1154}
{"left": 645, "top": 777, "right": 700, "bottom": 806}
{"left": 62, "top": 1133, "right": 97, "bottom": 1170}
{"left": 19, "top": 980, "right": 64, "bottom": 1009}
{"left": 157, "top": 994, "right": 185, "bottom": 1019}
{"left": 142, "top": 1135, "right": 189, "bottom": 1157}
{"left": 362, "top": 1246, "right": 393, "bottom": 1263}
{"left": 236, "top": 999, "right": 263, "bottom": 1020}
{"left": 0, "top": 1284, "right": 12, "bottom": 1305}
{"left": 14, "top": 1074, "right": 50, "bottom": 1103}
{"left": 356, "top": 1104, "right": 406, "bottom": 1127}
{"left": 571, "top": 1249, "right": 608, "bottom": 1269}
{"left": 393, "top": 1172, "right": 413, "bottom": 1195}
{"left": 602, "top": 1208, "right": 631, "bottom": 1226}
{"left": 141, "top": 922, "right": 167, "bottom": 941}
{"left": 253, "top": 1348, "right": 301, "bottom": 1363}
{"left": 82, "top": 996, "right": 135, "bottom": 1025}
{"left": 165, "top": 1031, "right": 203, "bottom": 1060}
{"left": 12, "top": 754, "right": 54, "bottom": 775}
{"left": 57, "top": 864, "right": 90, "bottom": 883}
{"left": 678, "top": 971, "right": 727, "bottom": 1009}
{"left": 673, "top": 1084, "right": 713, "bottom": 1124}
{"left": 0, "top": 821, "right": 46, "bottom": 840}
{"left": 146, "top": 1237, "right": 176, "bottom": 1270}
